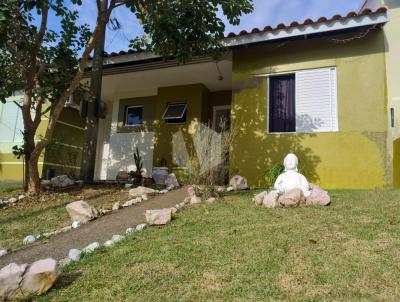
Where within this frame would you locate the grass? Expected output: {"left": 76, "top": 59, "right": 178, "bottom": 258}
{"left": 34, "top": 189, "right": 400, "bottom": 302}
{"left": 0, "top": 182, "right": 22, "bottom": 195}
{"left": 0, "top": 185, "right": 129, "bottom": 251}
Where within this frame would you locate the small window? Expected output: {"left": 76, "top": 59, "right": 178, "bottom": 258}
{"left": 269, "top": 74, "right": 296, "bottom": 133}
{"left": 162, "top": 102, "right": 187, "bottom": 124}
{"left": 125, "top": 106, "right": 143, "bottom": 126}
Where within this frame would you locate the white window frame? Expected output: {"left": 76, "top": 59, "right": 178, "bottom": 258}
{"left": 125, "top": 105, "right": 144, "bottom": 127}
{"left": 162, "top": 102, "right": 187, "bottom": 121}
{"left": 267, "top": 67, "right": 338, "bottom": 134}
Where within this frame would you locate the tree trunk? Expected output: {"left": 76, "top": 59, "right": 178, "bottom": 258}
{"left": 80, "top": 0, "right": 108, "bottom": 183}
{"left": 27, "top": 156, "right": 41, "bottom": 195}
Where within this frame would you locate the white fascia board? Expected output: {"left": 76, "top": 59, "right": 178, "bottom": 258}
{"left": 98, "top": 13, "right": 388, "bottom": 67}
{"left": 103, "top": 52, "right": 160, "bottom": 66}
{"left": 222, "top": 13, "right": 388, "bottom": 47}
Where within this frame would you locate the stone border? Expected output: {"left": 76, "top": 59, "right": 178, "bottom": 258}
{"left": 0, "top": 185, "right": 178, "bottom": 259}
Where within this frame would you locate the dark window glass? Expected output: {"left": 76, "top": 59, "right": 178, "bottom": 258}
{"left": 162, "top": 102, "right": 187, "bottom": 123}
{"left": 125, "top": 106, "right": 143, "bottom": 126}
{"left": 269, "top": 74, "right": 296, "bottom": 133}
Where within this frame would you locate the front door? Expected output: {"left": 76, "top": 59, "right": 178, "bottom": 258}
{"left": 213, "top": 105, "right": 231, "bottom": 133}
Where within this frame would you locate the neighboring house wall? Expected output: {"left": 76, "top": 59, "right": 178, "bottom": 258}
{"left": 0, "top": 95, "right": 45, "bottom": 181}
{"left": 230, "top": 30, "right": 388, "bottom": 189}
{"left": 42, "top": 107, "right": 86, "bottom": 178}
{"left": 0, "top": 97, "right": 85, "bottom": 182}
{"left": 382, "top": 1, "right": 400, "bottom": 186}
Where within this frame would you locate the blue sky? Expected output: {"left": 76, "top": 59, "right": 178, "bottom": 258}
{"left": 62, "top": 0, "right": 365, "bottom": 53}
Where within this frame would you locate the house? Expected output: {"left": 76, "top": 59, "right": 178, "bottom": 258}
{"left": 1, "top": 1, "right": 399, "bottom": 189}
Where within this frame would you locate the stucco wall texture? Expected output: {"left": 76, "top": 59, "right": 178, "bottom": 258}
{"left": 230, "top": 31, "right": 391, "bottom": 189}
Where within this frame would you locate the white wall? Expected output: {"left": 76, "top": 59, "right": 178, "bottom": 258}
{"left": 95, "top": 88, "right": 157, "bottom": 181}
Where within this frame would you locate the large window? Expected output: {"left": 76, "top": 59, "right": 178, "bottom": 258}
{"left": 0, "top": 101, "right": 24, "bottom": 143}
{"left": 269, "top": 67, "right": 338, "bottom": 133}
{"left": 125, "top": 106, "right": 143, "bottom": 126}
{"left": 162, "top": 102, "right": 187, "bottom": 124}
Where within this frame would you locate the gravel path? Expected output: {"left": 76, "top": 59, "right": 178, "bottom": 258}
{"left": 0, "top": 187, "right": 189, "bottom": 268}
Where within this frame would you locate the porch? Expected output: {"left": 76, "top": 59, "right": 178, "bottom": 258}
{"left": 94, "top": 54, "right": 233, "bottom": 182}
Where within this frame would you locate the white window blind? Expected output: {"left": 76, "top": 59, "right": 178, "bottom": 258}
{"left": 295, "top": 67, "right": 338, "bottom": 132}
{"left": 0, "top": 101, "right": 24, "bottom": 143}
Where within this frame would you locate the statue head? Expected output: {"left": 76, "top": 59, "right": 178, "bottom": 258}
{"left": 283, "top": 153, "right": 298, "bottom": 172}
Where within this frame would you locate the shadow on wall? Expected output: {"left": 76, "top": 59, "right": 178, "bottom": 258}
{"left": 106, "top": 131, "right": 155, "bottom": 179}
{"left": 230, "top": 86, "right": 321, "bottom": 187}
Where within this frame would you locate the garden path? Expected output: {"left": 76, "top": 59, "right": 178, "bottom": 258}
{"left": 0, "top": 186, "right": 189, "bottom": 268}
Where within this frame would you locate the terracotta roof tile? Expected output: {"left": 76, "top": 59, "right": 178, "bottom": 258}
{"left": 102, "top": 7, "right": 387, "bottom": 58}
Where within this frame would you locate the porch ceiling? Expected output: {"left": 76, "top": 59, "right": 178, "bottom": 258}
{"left": 100, "top": 57, "right": 232, "bottom": 102}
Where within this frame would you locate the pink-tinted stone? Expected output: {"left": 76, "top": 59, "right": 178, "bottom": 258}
{"left": 0, "top": 263, "right": 28, "bottom": 300}
{"left": 306, "top": 184, "right": 331, "bottom": 206}
{"left": 145, "top": 208, "right": 172, "bottom": 225}
{"left": 278, "top": 188, "right": 306, "bottom": 207}
{"left": 21, "top": 258, "right": 59, "bottom": 295}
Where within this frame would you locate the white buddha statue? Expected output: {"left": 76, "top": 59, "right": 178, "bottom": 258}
{"left": 274, "top": 153, "right": 311, "bottom": 197}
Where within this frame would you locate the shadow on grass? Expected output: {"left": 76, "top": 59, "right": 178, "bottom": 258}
{"left": 52, "top": 271, "right": 83, "bottom": 291}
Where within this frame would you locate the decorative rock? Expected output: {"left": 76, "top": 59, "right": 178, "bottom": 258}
{"left": 23, "top": 235, "right": 36, "bottom": 245}
{"left": 58, "top": 258, "right": 71, "bottom": 268}
{"left": 50, "top": 175, "right": 75, "bottom": 188}
{"left": 129, "top": 186, "right": 157, "bottom": 197}
{"left": 126, "top": 227, "right": 136, "bottom": 234}
{"left": 112, "top": 202, "right": 120, "bottom": 211}
{"left": 21, "top": 258, "right": 59, "bottom": 295}
{"left": 206, "top": 197, "right": 216, "bottom": 204}
{"left": 229, "top": 175, "right": 248, "bottom": 191}
{"left": 66, "top": 200, "right": 98, "bottom": 223}
{"left": 165, "top": 173, "right": 179, "bottom": 188}
{"left": 145, "top": 209, "right": 172, "bottom": 225}
{"left": 68, "top": 249, "right": 82, "bottom": 262}
{"left": 61, "top": 226, "right": 72, "bottom": 232}
{"left": 263, "top": 191, "right": 280, "bottom": 208}
{"left": 0, "top": 263, "right": 28, "bottom": 300}
{"left": 136, "top": 224, "right": 147, "bottom": 231}
{"left": 216, "top": 186, "right": 225, "bottom": 193}
{"left": 82, "top": 242, "right": 100, "bottom": 254}
{"left": 111, "top": 235, "right": 124, "bottom": 243}
{"left": 278, "top": 188, "right": 306, "bottom": 208}
{"left": 71, "top": 221, "right": 81, "bottom": 229}
{"left": 8, "top": 197, "right": 17, "bottom": 204}
{"left": 253, "top": 191, "right": 267, "bottom": 206}
{"left": 104, "top": 240, "right": 114, "bottom": 248}
{"left": 159, "top": 189, "right": 168, "bottom": 194}
{"left": 125, "top": 183, "right": 133, "bottom": 188}
{"left": 190, "top": 196, "right": 202, "bottom": 204}
{"left": 226, "top": 186, "right": 234, "bottom": 192}
{"left": 166, "top": 185, "right": 175, "bottom": 191}
{"left": 141, "top": 194, "right": 148, "bottom": 201}
{"left": 306, "top": 184, "right": 331, "bottom": 206}
{"left": 179, "top": 201, "right": 186, "bottom": 208}
{"left": 0, "top": 250, "right": 6, "bottom": 257}
{"left": 0, "top": 200, "right": 4, "bottom": 208}
{"left": 116, "top": 171, "right": 129, "bottom": 182}
{"left": 18, "top": 195, "right": 26, "bottom": 201}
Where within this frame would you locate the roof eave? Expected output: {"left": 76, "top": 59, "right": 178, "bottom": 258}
{"left": 222, "top": 12, "right": 388, "bottom": 47}
{"left": 100, "top": 11, "right": 388, "bottom": 67}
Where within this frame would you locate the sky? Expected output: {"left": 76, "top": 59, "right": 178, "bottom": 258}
{"left": 57, "top": 0, "right": 366, "bottom": 53}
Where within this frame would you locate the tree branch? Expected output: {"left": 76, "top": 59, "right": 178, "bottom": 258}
{"left": 31, "top": 29, "right": 98, "bottom": 159}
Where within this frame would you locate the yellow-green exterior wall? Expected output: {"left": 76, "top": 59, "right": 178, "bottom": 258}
{"left": 0, "top": 106, "right": 85, "bottom": 182}
{"left": 230, "top": 31, "right": 389, "bottom": 189}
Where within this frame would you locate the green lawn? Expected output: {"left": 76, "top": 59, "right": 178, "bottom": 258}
{"left": 37, "top": 189, "right": 400, "bottom": 302}
{"left": 0, "top": 186, "right": 128, "bottom": 251}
